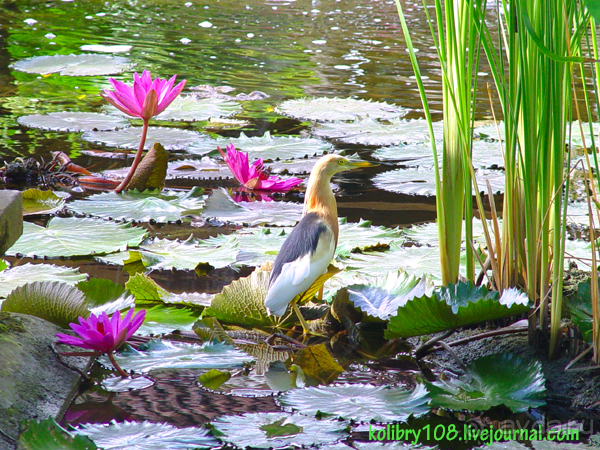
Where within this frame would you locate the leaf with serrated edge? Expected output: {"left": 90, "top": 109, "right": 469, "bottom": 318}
{"left": 293, "top": 344, "right": 343, "bottom": 385}
{"left": 0, "top": 264, "right": 87, "bottom": 298}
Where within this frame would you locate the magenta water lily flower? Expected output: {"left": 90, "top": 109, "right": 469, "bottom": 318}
{"left": 101, "top": 70, "right": 186, "bottom": 120}
{"left": 56, "top": 309, "right": 146, "bottom": 377}
{"left": 101, "top": 70, "right": 186, "bottom": 193}
{"left": 218, "top": 143, "right": 303, "bottom": 192}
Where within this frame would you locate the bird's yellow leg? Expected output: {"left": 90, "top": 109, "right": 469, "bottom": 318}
{"left": 292, "top": 301, "right": 312, "bottom": 335}
{"left": 318, "top": 286, "right": 324, "bottom": 301}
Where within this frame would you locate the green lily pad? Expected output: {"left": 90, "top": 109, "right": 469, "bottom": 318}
{"left": 385, "top": 283, "right": 531, "bottom": 339}
{"left": 67, "top": 188, "right": 205, "bottom": 223}
{"left": 10, "top": 53, "right": 136, "bottom": 76}
{"left": 346, "top": 270, "right": 434, "bottom": 321}
{"left": 82, "top": 126, "right": 205, "bottom": 150}
{"left": 565, "top": 279, "right": 594, "bottom": 342}
{"left": 293, "top": 343, "right": 344, "bottom": 385}
{"left": 135, "top": 304, "right": 199, "bottom": 336}
{"left": 102, "top": 339, "right": 252, "bottom": 373}
{"left": 373, "top": 166, "right": 505, "bottom": 196}
{"left": 276, "top": 97, "right": 408, "bottom": 122}
{"left": 187, "top": 131, "right": 332, "bottom": 160}
{"left": 0, "top": 263, "right": 87, "bottom": 298}
{"left": 77, "top": 278, "right": 125, "bottom": 308}
{"left": 22, "top": 189, "right": 68, "bottom": 216}
{"left": 198, "top": 368, "right": 232, "bottom": 390}
{"left": 7, "top": 217, "right": 146, "bottom": 258}
{"left": 312, "top": 118, "right": 443, "bottom": 146}
{"left": 202, "top": 188, "right": 303, "bottom": 226}
{"left": 204, "top": 269, "right": 278, "bottom": 328}
{"left": 2, "top": 281, "right": 89, "bottom": 329}
{"left": 426, "top": 352, "right": 546, "bottom": 412}
{"left": 280, "top": 383, "right": 429, "bottom": 422}
{"left": 19, "top": 418, "right": 97, "bottom": 450}
{"left": 17, "top": 112, "right": 129, "bottom": 132}
{"left": 211, "top": 412, "right": 348, "bottom": 449}
{"left": 73, "top": 420, "right": 217, "bottom": 449}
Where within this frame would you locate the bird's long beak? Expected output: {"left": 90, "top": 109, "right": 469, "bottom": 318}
{"left": 346, "top": 159, "right": 379, "bottom": 168}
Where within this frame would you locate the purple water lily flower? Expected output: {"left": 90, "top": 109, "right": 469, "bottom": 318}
{"left": 218, "top": 143, "right": 303, "bottom": 192}
{"left": 56, "top": 309, "right": 146, "bottom": 377}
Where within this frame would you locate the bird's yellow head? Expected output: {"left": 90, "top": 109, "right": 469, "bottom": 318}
{"left": 315, "top": 154, "right": 378, "bottom": 177}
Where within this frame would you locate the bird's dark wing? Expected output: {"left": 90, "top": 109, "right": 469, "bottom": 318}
{"left": 268, "top": 212, "right": 329, "bottom": 287}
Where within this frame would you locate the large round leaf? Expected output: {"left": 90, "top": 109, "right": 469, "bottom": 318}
{"left": 67, "top": 188, "right": 205, "bottom": 223}
{"left": 10, "top": 53, "right": 136, "bottom": 76}
{"left": 22, "top": 189, "right": 68, "bottom": 215}
{"left": 426, "top": 352, "right": 546, "bottom": 412}
{"left": 211, "top": 412, "right": 348, "bottom": 449}
{"left": 277, "top": 97, "right": 408, "bottom": 122}
{"left": 280, "top": 383, "right": 429, "bottom": 422}
{"left": 73, "top": 420, "right": 217, "bottom": 450}
{"left": 0, "top": 263, "right": 87, "bottom": 298}
{"left": 2, "top": 281, "right": 89, "bottom": 328}
{"left": 6, "top": 217, "right": 147, "bottom": 258}
{"left": 82, "top": 126, "right": 206, "bottom": 150}
{"left": 17, "top": 112, "right": 129, "bottom": 132}
{"left": 187, "top": 131, "right": 332, "bottom": 160}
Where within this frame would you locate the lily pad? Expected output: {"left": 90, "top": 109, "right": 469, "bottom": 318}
{"left": 346, "top": 270, "right": 435, "bottom": 321}
{"left": 73, "top": 420, "right": 217, "bottom": 450}
{"left": 426, "top": 352, "right": 546, "bottom": 412}
{"left": 211, "top": 412, "right": 348, "bottom": 449}
{"left": 2, "top": 281, "right": 89, "bottom": 329}
{"left": 0, "top": 263, "right": 87, "bottom": 298}
{"left": 373, "top": 166, "right": 505, "bottom": 196}
{"left": 17, "top": 112, "right": 129, "bottom": 132}
{"left": 101, "top": 339, "right": 252, "bottom": 373}
{"left": 67, "top": 188, "right": 205, "bottom": 223}
{"left": 19, "top": 418, "right": 97, "bottom": 450}
{"left": 187, "top": 131, "right": 332, "bottom": 160}
{"left": 277, "top": 97, "right": 408, "bottom": 122}
{"left": 565, "top": 279, "right": 595, "bottom": 342}
{"left": 82, "top": 126, "right": 205, "bottom": 150}
{"left": 280, "top": 383, "right": 429, "bottom": 422}
{"left": 10, "top": 53, "right": 136, "bottom": 76}
{"left": 22, "top": 189, "right": 68, "bottom": 216}
{"left": 312, "top": 118, "right": 443, "bottom": 146}
{"left": 135, "top": 304, "right": 200, "bottom": 336}
{"left": 385, "top": 283, "right": 530, "bottom": 338}
{"left": 373, "top": 140, "right": 505, "bottom": 169}
{"left": 293, "top": 344, "right": 344, "bottom": 385}
{"left": 198, "top": 368, "right": 232, "bottom": 390}
{"left": 6, "top": 217, "right": 146, "bottom": 258}
{"left": 101, "top": 376, "right": 154, "bottom": 392}
{"left": 202, "top": 188, "right": 303, "bottom": 226}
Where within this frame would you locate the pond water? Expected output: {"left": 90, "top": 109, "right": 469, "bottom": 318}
{"left": 1, "top": 1, "right": 599, "bottom": 449}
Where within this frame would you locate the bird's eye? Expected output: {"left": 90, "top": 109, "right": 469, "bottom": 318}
{"left": 338, "top": 159, "right": 346, "bottom": 166}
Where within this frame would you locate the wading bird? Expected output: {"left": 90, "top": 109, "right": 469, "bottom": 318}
{"left": 264, "top": 154, "right": 376, "bottom": 334}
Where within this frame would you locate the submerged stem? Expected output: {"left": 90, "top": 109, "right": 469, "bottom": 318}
{"left": 114, "top": 118, "right": 149, "bottom": 193}
{"left": 107, "top": 351, "right": 129, "bottom": 378}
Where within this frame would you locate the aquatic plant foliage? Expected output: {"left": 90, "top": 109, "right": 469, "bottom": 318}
{"left": 10, "top": 53, "right": 136, "bottom": 76}
{"left": 277, "top": 97, "right": 408, "bottom": 122}
{"left": 0, "top": 263, "right": 87, "bottom": 298}
{"left": 82, "top": 126, "right": 205, "bottom": 150}
{"left": 17, "top": 112, "right": 129, "bottom": 133}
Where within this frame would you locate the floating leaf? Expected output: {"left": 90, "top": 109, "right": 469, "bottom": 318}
{"left": 17, "top": 112, "right": 129, "bottom": 132}
{"left": 80, "top": 44, "right": 132, "bottom": 53}
{"left": 277, "top": 97, "right": 408, "bottom": 122}
{"left": 293, "top": 344, "right": 343, "bottom": 385}
{"left": 101, "top": 376, "right": 154, "bottom": 392}
{"left": 135, "top": 304, "right": 199, "bottom": 336}
{"left": 198, "top": 369, "right": 232, "bottom": 390}
{"left": 373, "top": 166, "right": 505, "bottom": 196}
{"left": 426, "top": 353, "right": 546, "bottom": 412}
{"left": 565, "top": 279, "right": 594, "bottom": 342}
{"left": 2, "top": 281, "right": 89, "bottom": 328}
{"left": 0, "top": 263, "right": 87, "bottom": 298}
{"left": 211, "top": 412, "right": 348, "bottom": 449}
{"left": 346, "top": 270, "right": 434, "bottom": 321}
{"left": 7, "top": 217, "right": 146, "bottom": 258}
{"left": 312, "top": 118, "right": 443, "bottom": 146}
{"left": 187, "top": 131, "right": 332, "bottom": 160}
{"left": 19, "top": 417, "right": 97, "bottom": 450}
{"left": 202, "top": 188, "right": 302, "bottom": 226}
{"left": 82, "top": 126, "right": 205, "bottom": 150}
{"left": 10, "top": 53, "right": 136, "bottom": 76}
{"left": 22, "top": 189, "right": 67, "bottom": 216}
{"left": 280, "top": 383, "right": 429, "bottom": 422}
{"left": 67, "top": 188, "right": 205, "bottom": 223}
{"left": 101, "top": 339, "right": 252, "bottom": 373}
{"left": 204, "top": 269, "right": 278, "bottom": 327}
{"left": 77, "top": 278, "right": 125, "bottom": 308}
{"left": 73, "top": 420, "right": 217, "bottom": 450}
{"left": 125, "top": 273, "right": 170, "bottom": 301}
{"left": 385, "top": 284, "right": 530, "bottom": 339}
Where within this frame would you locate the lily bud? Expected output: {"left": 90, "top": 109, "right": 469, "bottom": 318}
{"left": 141, "top": 89, "right": 158, "bottom": 120}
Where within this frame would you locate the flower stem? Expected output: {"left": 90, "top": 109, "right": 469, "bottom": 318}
{"left": 114, "top": 118, "right": 149, "bottom": 193}
{"left": 107, "top": 351, "right": 129, "bottom": 378}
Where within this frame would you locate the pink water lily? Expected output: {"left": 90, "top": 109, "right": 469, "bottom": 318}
{"left": 101, "top": 70, "right": 186, "bottom": 193}
{"left": 56, "top": 309, "right": 146, "bottom": 377}
{"left": 218, "top": 143, "right": 303, "bottom": 192}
